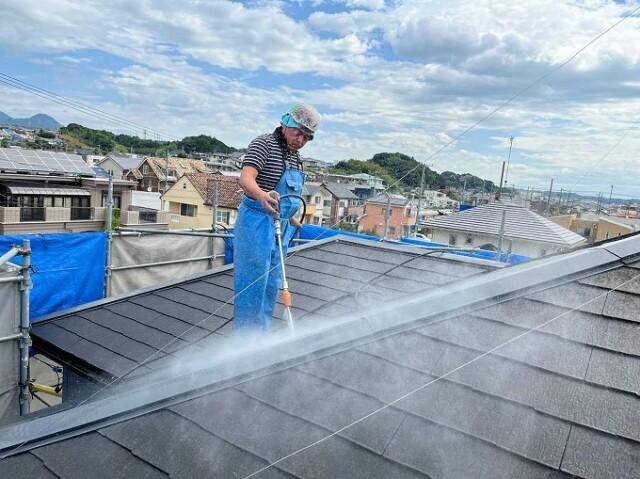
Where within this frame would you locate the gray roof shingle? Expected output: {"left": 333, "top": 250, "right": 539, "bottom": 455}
{"left": 2, "top": 234, "right": 640, "bottom": 478}
{"left": 426, "top": 202, "right": 587, "bottom": 246}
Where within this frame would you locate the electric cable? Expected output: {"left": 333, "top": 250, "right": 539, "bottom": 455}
{"left": 0, "top": 73, "right": 177, "bottom": 141}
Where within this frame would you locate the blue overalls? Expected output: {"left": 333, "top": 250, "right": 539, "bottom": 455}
{"left": 233, "top": 163, "right": 304, "bottom": 332}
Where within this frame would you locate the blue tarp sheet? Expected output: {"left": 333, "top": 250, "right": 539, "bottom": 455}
{"left": 0, "top": 233, "right": 107, "bottom": 320}
{"left": 298, "top": 225, "right": 530, "bottom": 264}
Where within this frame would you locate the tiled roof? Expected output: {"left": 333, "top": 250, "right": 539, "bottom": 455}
{"left": 129, "top": 156, "right": 210, "bottom": 180}
{"left": 323, "top": 182, "right": 359, "bottom": 200}
{"left": 426, "top": 202, "right": 587, "bottom": 246}
{"left": 368, "top": 193, "right": 410, "bottom": 206}
{"left": 184, "top": 172, "right": 243, "bottom": 207}
{"left": 25, "top": 237, "right": 492, "bottom": 380}
{"left": 3, "top": 235, "right": 640, "bottom": 478}
{"left": 102, "top": 155, "right": 143, "bottom": 171}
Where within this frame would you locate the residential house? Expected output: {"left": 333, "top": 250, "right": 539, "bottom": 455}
{"left": 126, "top": 156, "right": 210, "bottom": 195}
{"left": 300, "top": 156, "right": 332, "bottom": 171}
{"left": 301, "top": 183, "right": 322, "bottom": 225}
{"left": 323, "top": 182, "right": 360, "bottom": 227}
{"left": 421, "top": 189, "right": 459, "bottom": 209}
{"left": 551, "top": 213, "right": 635, "bottom": 243}
{"left": 359, "top": 193, "right": 417, "bottom": 239}
{"left": 4, "top": 234, "right": 640, "bottom": 478}
{"left": 94, "top": 154, "right": 143, "bottom": 179}
{"left": 0, "top": 148, "right": 162, "bottom": 233}
{"left": 203, "top": 152, "right": 242, "bottom": 173}
{"left": 425, "top": 201, "right": 586, "bottom": 257}
{"left": 303, "top": 182, "right": 359, "bottom": 227}
{"left": 162, "top": 172, "right": 242, "bottom": 230}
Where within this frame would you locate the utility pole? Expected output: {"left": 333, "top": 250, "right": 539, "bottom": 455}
{"left": 164, "top": 152, "right": 169, "bottom": 197}
{"left": 414, "top": 164, "right": 425, "bottom": 238}
{"left": 559, "top": 188, "right": 563, "bottom": 210}
{"left": 497, "top": 161, "right": 506, "bottom": 201}
{"left": 609, "top": 185, "right": 614, "bottom": 210}
{"left": 382, "top": 192, "right": 392, "bottom": 241}
{"left": 545, "top": 178, "right": 554, "bottom": 217}
{"left": 462, "top": 178, "right": 467, "bottom": 205}
{"left": 504, "top": 136, "right": 514, "bottom": 187}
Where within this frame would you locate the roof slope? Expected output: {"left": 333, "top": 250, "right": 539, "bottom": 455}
{"left": 2, "top": 236, "right": 640, "bottom": 478}
{"left": 184, "top": 172, "right": 243, "bottom": 207}
{"left": 27, "top": 237, "right": 492, "bottom": 381}
{"left": 97, "top": 155, "right": 142, "bottom": 170}
{"left": 368, "top": 193, "right": 411, "bottom": 206}
{"left": 323, "top": 182, "right": 359, "bottom": 200}
{"left": 426, "top": 202, "right": 586, "bottom": 246}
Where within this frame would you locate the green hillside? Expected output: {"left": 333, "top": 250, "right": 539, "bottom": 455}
{"left": 59, "top": 123, "right": 239, "bottom": 157}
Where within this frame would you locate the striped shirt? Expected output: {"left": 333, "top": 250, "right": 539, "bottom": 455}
{"left": 243, "top": 127, "right": 303, "bottom": 192}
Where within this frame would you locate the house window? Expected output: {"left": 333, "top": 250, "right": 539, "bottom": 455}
{"left": 449, "top": 234, "right": 457, "bottom": 246}
{"left": 101, "top": 193, "right": 122, "bottom": 209}
{"left": 181, "top": 203, "right": 196, "bottom": 217}
{"left": 389, "top": 226, "right": 396, "bottom": 234}
{"left": 323, "top": 200, "right": 331, "bottom": 207}
{"left": 216, "top": 210, "right": 230, "bottom": 225}
{"left": 142, "top": 164, "right": 149, "bottom": 174}
{"left": 314, "top": 196, "right": 321, "bottom": 204}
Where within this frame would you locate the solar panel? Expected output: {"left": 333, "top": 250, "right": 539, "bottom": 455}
{"left": 0, "top": 148, "right": 96, "bottom": 176}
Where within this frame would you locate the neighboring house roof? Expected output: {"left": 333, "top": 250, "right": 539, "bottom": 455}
{"left": 303, "top": 182, "right": 321, "bottom": 197}
{"left": 0, "top": 148, "right": 96, "bottom": 177}
{"left": 368, "top": 193, "right": 411, "bottom": 207}
{"left": 96, "top": 155, "right": 143, "bottom": 171}
{"left": 3, "top": 235, "right": 640, "bottom": 478}
{"left": 427, "top": 202, "right": 587, "bottom": 246}
{"left": 183, "top": 172, "right": 243, "bottom": 208}
{"left": 129, "top": 157, "right": 210, "bottom": 181}
{"left": 323, "top": 182, "right": 359, "bottom": 200}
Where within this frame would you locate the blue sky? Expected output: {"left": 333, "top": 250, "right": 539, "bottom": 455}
{"left": 1, "top": 0, "right": 640, "bottom": 198}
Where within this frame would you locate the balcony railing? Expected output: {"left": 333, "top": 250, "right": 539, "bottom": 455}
{"left": 0, "top": 206, "right": 168, "bottom": 226}
{"left": 20, "top": 207, "right": 45, "bottom": 222}
{"left": 71, "top": 207, "right": 92, "bottom": 220}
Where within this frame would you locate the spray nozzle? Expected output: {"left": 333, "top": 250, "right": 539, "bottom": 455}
{"left": 268, "top": 191, "right": 281, "bottom": 218}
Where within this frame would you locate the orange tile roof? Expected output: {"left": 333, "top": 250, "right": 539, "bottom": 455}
{"left": 185, "top": 173, "right": 243, "bottom": 208}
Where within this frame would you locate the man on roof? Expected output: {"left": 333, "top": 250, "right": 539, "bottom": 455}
{"left": 233, "top": 102, "right": 321, "bottom": 332}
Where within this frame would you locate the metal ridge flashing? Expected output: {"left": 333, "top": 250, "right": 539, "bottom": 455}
{"left": 600, "top": 233, "right": 640, "bottom": 260}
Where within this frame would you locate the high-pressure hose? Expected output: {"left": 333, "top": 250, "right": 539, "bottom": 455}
{"left": 268, "top": 192, "right": 306, "bottom": 334}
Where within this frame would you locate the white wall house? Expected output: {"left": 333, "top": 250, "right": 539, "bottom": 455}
{"left": 425, "top": 202, "right": 587, "bottom": 258}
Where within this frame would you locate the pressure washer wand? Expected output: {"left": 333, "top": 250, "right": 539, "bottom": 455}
{"left": 269, "top": 192, "right": 295, "bottom": 334}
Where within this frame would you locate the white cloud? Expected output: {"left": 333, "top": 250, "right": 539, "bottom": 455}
{"left": 2, "top": 0, "right": 640, "bottom": 195}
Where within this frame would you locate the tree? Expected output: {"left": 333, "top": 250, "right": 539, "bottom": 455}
{"left": 371, "top": 152, "right": 444, "bottom": 190}
{"left": 330, "top": 159, "right": 395, "bottom": 188}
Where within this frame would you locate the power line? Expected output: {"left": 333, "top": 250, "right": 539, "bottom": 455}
{"left": 0, "top": 73, "right": 178, "bottom": 142}
{"left": 382, "top": 3, "right": 640, "bottom": 194}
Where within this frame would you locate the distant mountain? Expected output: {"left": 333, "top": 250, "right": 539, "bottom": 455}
{"left": 0, "top": 112, "right": 62, "bottom": 131}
